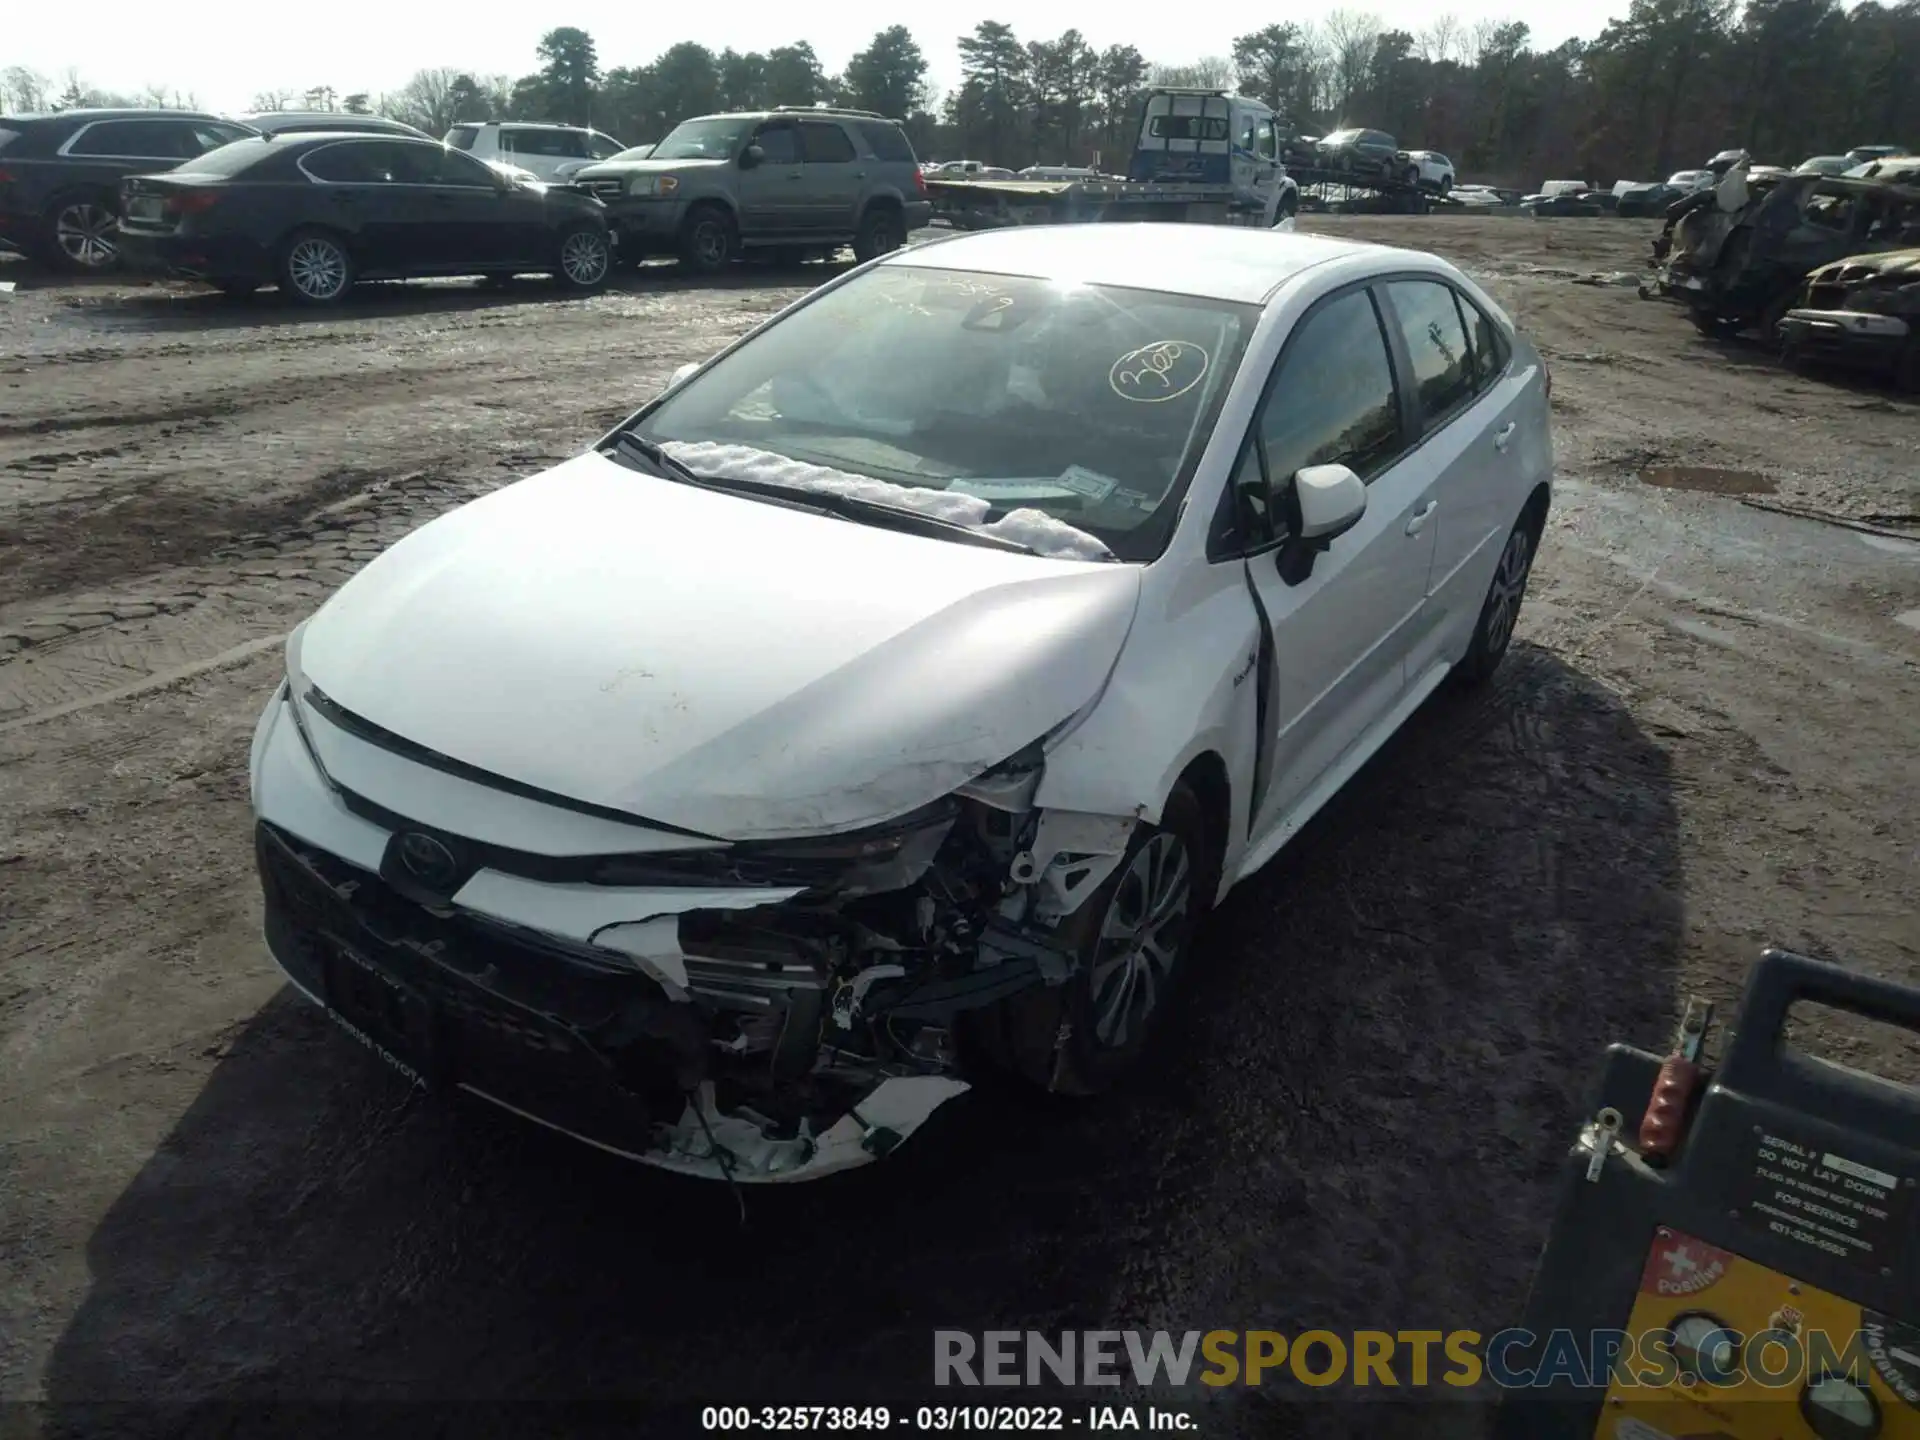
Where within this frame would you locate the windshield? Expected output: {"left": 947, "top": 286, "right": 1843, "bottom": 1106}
{"left": 652, "top": 119, "right": 748, "bottom": 161}
{"left": 610, "top": 144, "right": 655, "bottom": 161}
{"left": 1322, "top": 129, "right": 1360, "bottom": 144}
{"left": 630, "top": 264, "right": 1257, "bottom": 563}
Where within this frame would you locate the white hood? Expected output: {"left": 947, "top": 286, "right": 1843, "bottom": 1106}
{"left": 299, "top": 452, "right": 1141, "bottom": 840}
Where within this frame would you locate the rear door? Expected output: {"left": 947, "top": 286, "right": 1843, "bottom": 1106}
{"left": 797, "top": 120, "right": 861, "bottom": 233}
{"left": 299, "top": 140, "right": 425, "bottom": 272}
{"left": 1372, "top": 276, "right": 1520, "bottom": 679}
{"left": 1234, "top": 283, "right": 1436, "bottom": 844}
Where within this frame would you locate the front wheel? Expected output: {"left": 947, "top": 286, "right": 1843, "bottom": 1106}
{"left": 852, "top": 206, "right": 905, "bottom": 263}
{"left": 677, "top": 205, "right": 737, "bottom": 274}
{"left": 553, "top": 224, "right": 611, "bottom": 291}
{"left": 973, "top": 782, "right": 1212, "bottom": 1096}
{"left": 277, "top": 230, "right": 354, "bottom": 306}
{"left": 1457, "top": 516, "right": 1537, "bottom": 686}
{"left": 1405, "top": 165, "right": 1422, "bottom": 188}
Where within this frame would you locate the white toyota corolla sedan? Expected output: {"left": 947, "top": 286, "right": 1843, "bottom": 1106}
{"left": 251, "top": 224, "right": 1554, "bottom": 1182}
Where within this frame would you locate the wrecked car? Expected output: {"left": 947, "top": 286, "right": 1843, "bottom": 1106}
{"left": 1779, "top": 248, "right": 1920, "bottom": 389}
{"left": 250, "top": 225, "right": 1555, "bottom": 1183}
{"left": 1656, "top": 167, "right": 1920, "bottom": 336}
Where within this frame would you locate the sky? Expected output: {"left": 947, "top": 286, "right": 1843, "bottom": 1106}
{"left": 11, "top": 0, "right": 1606, "bottom": 118}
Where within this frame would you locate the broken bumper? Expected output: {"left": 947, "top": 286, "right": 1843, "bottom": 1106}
{"left": 1779, "top": 307, "right": 1911, "bottom": 367}
{"left": 247, "top": 684, "right": 1107, "bottom": 1182}
{"left": 257, "top": 819, "right": 972, "bottom": 1182}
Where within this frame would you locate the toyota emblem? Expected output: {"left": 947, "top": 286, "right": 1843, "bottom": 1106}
{"left": 395, "top": 831, "right": 460, "bottom": 890}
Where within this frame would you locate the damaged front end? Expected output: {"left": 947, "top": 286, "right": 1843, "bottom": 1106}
{"left": 1779, "top": 247, "right": 1920, "bottom": 389}
{"left": 257, "top": 747, "right": 1138, "bottom": 1184}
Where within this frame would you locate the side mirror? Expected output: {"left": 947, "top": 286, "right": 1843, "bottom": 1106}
{"left": 739, "top": 144, "right": 765, "bottom": 170}
{"left": 1275, "top": 463, "right": 1366, "bottom": 586}
{"left": 662, "top": 361, "right": 699, "bottom": 395}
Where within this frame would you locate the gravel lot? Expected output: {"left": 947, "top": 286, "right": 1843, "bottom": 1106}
{"left": 2, "top": 216, "right": 1916, "bottom": 1436}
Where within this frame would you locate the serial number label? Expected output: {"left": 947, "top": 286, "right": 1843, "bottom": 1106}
{"left": 1732, "top": 1127, "right": 1914, "bottom": 1267}
{"left": 700, "top": 1406, "right": 1077, "bottom": 1431}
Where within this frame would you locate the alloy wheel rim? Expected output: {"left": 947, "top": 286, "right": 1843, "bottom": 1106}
{"left": 1088, "top": 832, "right": 1192, "bottom": 1049}
{"left": 1485, "top": 528, "right": 1533, "bottom": 654}
{"left": 56, "top": 203, "right": 117, "bottom": 267}
{"left": 288, "top": 239, "right": 347, "bottom": 299}
{"left": 562, "top": 231, "right": 608, "bottom": 284}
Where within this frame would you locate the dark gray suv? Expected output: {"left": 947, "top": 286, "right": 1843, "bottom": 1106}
{"left": 572, "top": 106, "right": 932, "bottom": 274}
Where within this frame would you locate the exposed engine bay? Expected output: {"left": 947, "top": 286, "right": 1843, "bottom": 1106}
{"left": 594, "top": 756, "right": 1140, "bottom": 1182}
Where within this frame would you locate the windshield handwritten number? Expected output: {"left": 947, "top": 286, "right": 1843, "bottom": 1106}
{"left": 1110, "top": 341, "right": 1209, "bottom": 402}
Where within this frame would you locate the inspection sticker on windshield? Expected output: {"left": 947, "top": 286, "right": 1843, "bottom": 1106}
{"left": 1110, "top": 340, "right": 1209, "bottom": 403}
{"left": 1055, "top": 466, "right": 1119, "bottom": 502}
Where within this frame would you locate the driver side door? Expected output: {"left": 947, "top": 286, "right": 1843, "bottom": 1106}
{"left": 1231, "top": 283, "right": 1437, "bottom": 848}
{"left": 737, "top": 120, "right": 802, "bottom": 233}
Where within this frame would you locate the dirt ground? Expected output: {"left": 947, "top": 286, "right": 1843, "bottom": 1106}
{"left": 1, "top": 216, "right": 1916, "bottom": 1435}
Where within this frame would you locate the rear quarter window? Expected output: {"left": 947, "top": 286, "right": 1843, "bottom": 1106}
{"left": 446, "top": 126, "right": 480, "bottom": 150}
{"left": 857, "top": 121, "right": 916, "bottom": 164}
{"left": 0, "top": 127, "right": 19, "bottom": 153}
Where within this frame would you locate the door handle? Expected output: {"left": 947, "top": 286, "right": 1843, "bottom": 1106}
{"left": 1406, "top": 500, "right": 1437, "bottom": 536}
{"left": 1494, "top": 422, "right": 1516, "bottom": 452}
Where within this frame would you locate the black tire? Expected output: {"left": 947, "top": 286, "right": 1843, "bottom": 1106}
{"left": 1405, "top": 165, "right": 1422, "bottom": 189}
{"left": 1456, "top": 512, "right": 1539, "bottom": 686}
{"left": 852, "top": 205, "right": 905, "bottom": 263}
{"left": 1895, "top": 339, "right": 1920, "bottom": 395}
{"left": 276, "top": 229, "right": 355, "bottom": 306}
{"left": 43, "top": 193, "right": 120, "bottom": 273}
{"left": 553, "top": 223, "right": 611, "bottom": 291}
{"left": 677, "top": 205, "right": 737, "bottom": 274}
{"left": 1440, "top": 175, "right": 1452, "bottom": 195}
{"left": 973, "top": 782, "right": 1213, "bottom": 1097}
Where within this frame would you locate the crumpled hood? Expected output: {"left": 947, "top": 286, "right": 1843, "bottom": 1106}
{"left": 1813, "top": 247, "right": 1920, "bottom": 281}
{"left": 298, "top": 452, "right": 1142, "bottom": 840}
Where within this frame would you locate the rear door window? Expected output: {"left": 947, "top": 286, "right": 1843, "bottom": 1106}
{"left": 504, "top": 127, "right": 591, "bottom": 159}
{"left": 856, "top": 120, "right": 915, "bottom": 163}
{"left": 800, "top": 122, "right": 856, "bottom": 164}
{"left": 66, "top": 119, "right": 189, "bottom": 158}
{"left": 302, "top": 141, "right": 398, "bottom": 183}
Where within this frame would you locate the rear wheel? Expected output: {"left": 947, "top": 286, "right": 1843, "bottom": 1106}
{"left": 553, "top": 224, "right": 611, "bottom": 291}
{"left": 853, "top": 205, "right": 905, "bottom": 263}
{"left": 44, "top": 195, "right": 118, "bottom": 272}
{"left": 677, "top": 205, "right": 736, "bottom": 274}
{"left": 277, "top": 230, "right": 354, "bottom": 306}
{"left": 1404, "top": 165, "right": 1422, "bottom": 188}
{"left": 1457, "top": 515, "right": 1538, "bottom": 686}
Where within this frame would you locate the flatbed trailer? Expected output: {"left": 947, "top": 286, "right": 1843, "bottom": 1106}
{"left": 925, "top": 165, "right": 1448, "bottom": 231}
{"left": 924, "top": 177, "right": 1269, "bottom": 230}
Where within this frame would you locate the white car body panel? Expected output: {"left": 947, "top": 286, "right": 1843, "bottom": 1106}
{"left": 251, "top": 225, "right": 1554, "bottom": 1181}
{"left": 297, "top": 450, "right": 1142, "bottom": 840}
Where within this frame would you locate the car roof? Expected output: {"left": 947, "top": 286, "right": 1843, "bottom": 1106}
{"left": 4, "top": 107, "right": 235, "bottom": 125}
{"left": 885, "top": 225, "right": 1402, "bottom": 305}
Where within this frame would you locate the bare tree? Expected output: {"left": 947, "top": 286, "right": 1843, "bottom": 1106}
{"left": 1, "top": 66, "right": 50, "bottom": 112}
{"left": 386, "top": 68, "right": 466, "bottom": 135}
{"left": 1148, "top": 55, "right": 1233, "bottom": 88}
{"left": 1417, "top": 14, "right": 1464, "bottom": 64}
{"left": 249, "top": 90, "right": 294, "bottom": 112}
{"left": 1320, "top": 10, "right": 1384, "bottom": 118}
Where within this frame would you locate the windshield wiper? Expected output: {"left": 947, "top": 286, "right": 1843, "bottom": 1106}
{"left": 600, "top": 432, "right": 1040, "bottom": 555}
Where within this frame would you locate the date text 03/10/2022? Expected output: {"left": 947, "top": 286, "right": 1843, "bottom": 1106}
{"left": 699, "top": 1405, "right": 1199, "bottom": 1430}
